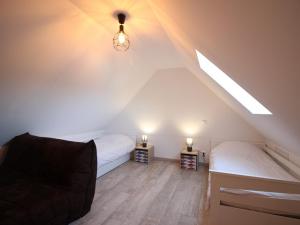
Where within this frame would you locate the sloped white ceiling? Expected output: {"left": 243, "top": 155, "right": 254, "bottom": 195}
{"left": 148, "top": 0, "right": 300, "bottom": 155}
{"left": 0, "top": 0, "right": 184, "bottom": 143}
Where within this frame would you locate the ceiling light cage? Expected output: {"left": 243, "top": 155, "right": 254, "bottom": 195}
{"left": 113, "top": 13, "right": 130, "bottom": 51}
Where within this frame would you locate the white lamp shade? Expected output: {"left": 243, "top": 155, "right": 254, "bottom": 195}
{"left": 186, "top": 138, "right": 193, "bottom": 146}
{"left": 142, "top": 135, "right": 148, "bottom": 143}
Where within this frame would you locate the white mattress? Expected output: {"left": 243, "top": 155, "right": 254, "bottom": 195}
{"left": 96, "top": 153, "right": 130, "bottom": 178}
{"left": 94, "top": 134, "right": 135, "bottom": 168}
{"left": 210, "top": 141, "right": 298, "bottom": 182}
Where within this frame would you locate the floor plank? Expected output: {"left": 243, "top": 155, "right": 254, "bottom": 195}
{"left": 70, "top": 160, "right": 209, "bottom": 225}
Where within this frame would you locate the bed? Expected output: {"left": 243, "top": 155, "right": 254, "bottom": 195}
{"left": 93, "top": 134, "right": 135, "bottom": 178}
{"left": 208, "top": 141, "right": 300, "bottom": 225}
{"left": 1, "top": 133, "right": 135, "bottom": 178}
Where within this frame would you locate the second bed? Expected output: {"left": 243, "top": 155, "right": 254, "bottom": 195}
{"left": 209, "top": 141, "right": 300, "bottom": 225}
{"left": 93, "top": 134, "right": 135, "bottom": 177}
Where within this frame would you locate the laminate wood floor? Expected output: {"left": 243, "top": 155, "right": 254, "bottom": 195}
{"left": 71, "top": 160, "right": 209, "bottom": 225}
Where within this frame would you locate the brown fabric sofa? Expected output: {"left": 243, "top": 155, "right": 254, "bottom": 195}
{"left": 0, "top": 133, "right": 97, "bottom": 225}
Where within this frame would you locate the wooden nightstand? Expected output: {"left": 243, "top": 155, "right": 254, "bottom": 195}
{"left": 180, "top": 150, "right": 199, "bottom": 170}
{"left": 134, "top": 145, "right": 154, "bottom": 164}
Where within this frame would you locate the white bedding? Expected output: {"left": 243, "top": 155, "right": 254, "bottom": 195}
{"left": 210, "top": 141, "right": 298, "bottom": 182}
{"left": 94, "top": 134, "right": 135, "bottom": 167}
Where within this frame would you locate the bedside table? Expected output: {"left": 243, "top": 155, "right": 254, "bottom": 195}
{"left": 134, "top": 145, "right": 154, "bottom": 164}
{"left": 180, "top": 150, "right": 199, "bottom": 170}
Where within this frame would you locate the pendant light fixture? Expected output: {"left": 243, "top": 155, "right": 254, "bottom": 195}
{"left": 113, "top": 13, "right": 130, "bottom": 51}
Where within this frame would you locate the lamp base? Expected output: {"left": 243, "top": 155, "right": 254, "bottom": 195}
{"left": 142, "top": 143, "right": 147, "bottom": 148}
{"left": 187, "top": 146, "right": 193, "bottom": 152}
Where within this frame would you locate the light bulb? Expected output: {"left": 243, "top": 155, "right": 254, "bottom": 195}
{"left": 113, "top": 31, "right": 130, "bottom": 51}
{"left": 186, "top": 138, "right": 193, "bottom": 147}
{"left": 141, "top": 134, "right": 148, "bottom": 147}
{"left": 118, "top": 32, "right": 126, "bottom": 44}
{"left": 142, "top": 135, "right": 148, "bottom": 143}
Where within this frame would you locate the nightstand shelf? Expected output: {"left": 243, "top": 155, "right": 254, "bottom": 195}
{"left": 134, "top": 145, "right": 154, "bottom": 164}
{"left": 180, "top": 150, "right": 199, "bottom": 170}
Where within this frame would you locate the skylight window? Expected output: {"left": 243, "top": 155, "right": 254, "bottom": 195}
{"left": 195, "top": 50, "right": 272, "bottom": 115}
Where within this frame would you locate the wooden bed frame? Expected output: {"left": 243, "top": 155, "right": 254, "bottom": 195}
{"left": 209, "top": 162, "right": 300, "bottom": 225}
{"left": 3, "top": 136, "right": 300, "bottom": 225}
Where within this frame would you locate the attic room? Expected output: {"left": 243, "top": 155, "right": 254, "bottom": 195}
{"left": 0, "top": 0, "right": 299, "bottom": 225}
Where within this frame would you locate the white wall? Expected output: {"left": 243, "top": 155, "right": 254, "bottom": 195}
{"left": 0, "top": 0, "right": 184, "bottom": 144}
{"left": 149, "top": 0, "right": 300, "bottom": 157}
{"left": 105, "top": 68, "right": 263, "bottom": 160}
{"left": 1, "top": 0, "right": 298, "bottom": 163}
